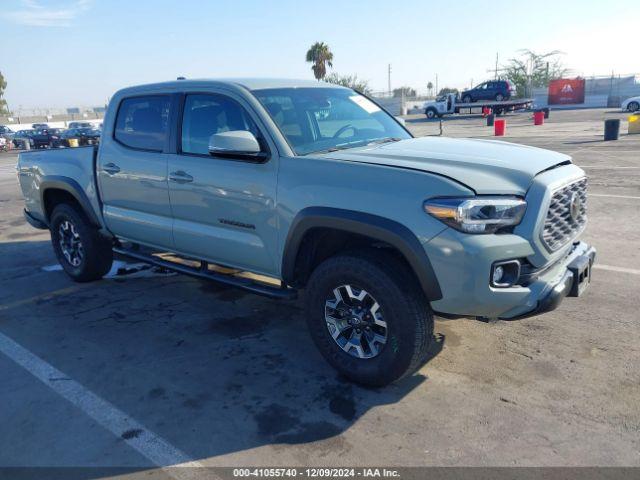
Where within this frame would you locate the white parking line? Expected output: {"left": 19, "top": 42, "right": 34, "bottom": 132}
{"left": 0, "top": 331, "right": 209, "bottom": 479}
{"left": 594, "top": 264, "right": 640, "bottom": 275}
{"left": 590, "top": 194, "right": 640, "bottom": 200}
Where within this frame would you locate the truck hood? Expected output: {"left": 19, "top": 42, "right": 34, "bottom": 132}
{"left": 318, "top": 136, "right": 571, "bottom": 195}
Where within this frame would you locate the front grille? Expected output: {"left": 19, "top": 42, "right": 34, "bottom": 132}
{"left": 541, "top": 178, "right": 587, "bottom": 251}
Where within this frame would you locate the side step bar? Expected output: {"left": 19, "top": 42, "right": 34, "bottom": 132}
{"left": 113, "top": 247, "right": 297, "bottom": 300}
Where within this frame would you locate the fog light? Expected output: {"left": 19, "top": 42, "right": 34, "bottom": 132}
{"left": 492, "top": 265, "right": 505, "bottom": 285}
{"left": 490, "top": 260, "right": 521, "bottom": 288}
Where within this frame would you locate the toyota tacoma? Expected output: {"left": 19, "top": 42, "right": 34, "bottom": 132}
{"left": 17, "top": 79, "right": 595, "bottom": 386}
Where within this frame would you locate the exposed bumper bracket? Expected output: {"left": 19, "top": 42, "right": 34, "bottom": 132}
{"left": 504, "top": 245, "right": 596, "bottom": 320}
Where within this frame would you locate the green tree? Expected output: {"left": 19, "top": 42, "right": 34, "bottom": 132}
{"left": 427, "top": 81, "right": 434, "bottom": 97}
{"left": 0, "top": 72, "right": 8, "bottom": 115}
{"left": 503, "top": 49, "right": 568, "bottom": 98}
{"left": 324, "top": 73, "right": 371, "bottom": 94}
{"left": 437, "top": 87, "right": 459, "bottom": 96}
{"left": 392, "top": 86, "right": 416, "bottom": 98}
{"left": 305, "top": 42, "right": 334, "bottom": 81}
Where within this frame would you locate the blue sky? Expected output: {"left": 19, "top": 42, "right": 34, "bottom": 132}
{"left": 2, "top": 0, "right": 638, "bottom": 109}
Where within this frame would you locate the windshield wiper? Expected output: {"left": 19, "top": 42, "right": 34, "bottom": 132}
{"left": 305, "top": 137, "right": 403, "bottom": 155}
{"left": 366, "top": 137, "right": 402, "bottom": 145}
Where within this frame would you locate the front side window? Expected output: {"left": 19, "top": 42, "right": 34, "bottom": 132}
{"left": 252, "top": 88, "right": 410, "bottom": 155}
{"left": 114, "top": 95, "right": 170, "bottom": 151}
{"left": 181, "top": 94, "right": 259, "bottom": 155}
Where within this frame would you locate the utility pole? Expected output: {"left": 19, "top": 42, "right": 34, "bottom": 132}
{"left": 487, "top": 52, "right": 507, "bottom": 80}
{"left": 435, "top": 73, "right": 438, "bottom": 97}
{"left": 388, "top": 64, "right": 392, "bottom": 96}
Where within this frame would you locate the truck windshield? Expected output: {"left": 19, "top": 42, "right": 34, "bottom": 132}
{"left": 252, "top": 87, "right": 411, "bottom": 155}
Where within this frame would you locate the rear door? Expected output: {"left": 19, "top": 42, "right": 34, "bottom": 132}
{"left": 478, "top": 82, "right": 491, "bottom": 100}
{"left": 97, "top": 94, "right": 175, "bottom": 249}
{"left": 166, "top": 91, "right": 280, "bottom": 276}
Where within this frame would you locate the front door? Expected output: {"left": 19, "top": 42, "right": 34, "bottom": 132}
{"left": 97, "top": 95, "right": 174, "bottom": 249}
{"left": 167, "top": 92, "right": 279, "bottom": 276}
{"left": 476, "top": 82, "right": 489, "bottom": 100}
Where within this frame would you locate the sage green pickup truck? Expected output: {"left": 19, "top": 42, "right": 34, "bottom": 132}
{"left": 17, "top": 78, "right": 595, "bottom": 386}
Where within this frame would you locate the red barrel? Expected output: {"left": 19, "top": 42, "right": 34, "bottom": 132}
{"left": 494, "top": 119, "right": 506, "bottom": 136}
{"left": 534, "top": 111, "right": 544, "bottom": 125}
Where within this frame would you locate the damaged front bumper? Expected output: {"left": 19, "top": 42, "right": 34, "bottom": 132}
{"left": 506, "top": 243, "right": 596, "bottom": 320}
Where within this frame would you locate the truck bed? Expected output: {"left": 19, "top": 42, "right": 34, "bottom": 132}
{"left": 17, "top": 146, "right": 102, "bottom": 228}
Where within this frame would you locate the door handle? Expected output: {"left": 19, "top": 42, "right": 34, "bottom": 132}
{"left": 169, "top": 170, "right": 194, "bottom": 184}
{"left": 103, "top": 162, "right": 121, "bottom": 175}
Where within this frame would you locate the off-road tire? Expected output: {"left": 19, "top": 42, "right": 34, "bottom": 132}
{"left": 50, "top": 203, "right": 113, "bottom": 282}
{"left": 305, "top": 250, "right": 434, "bottom": 387}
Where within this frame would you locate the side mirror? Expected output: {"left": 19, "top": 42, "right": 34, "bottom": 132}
{"left": 208, "top": 130, "right": 267, "bottom": 161}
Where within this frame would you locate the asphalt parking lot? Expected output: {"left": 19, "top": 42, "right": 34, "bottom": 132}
{"left": 0, "top": 108, "right": 638, "bottom": 472}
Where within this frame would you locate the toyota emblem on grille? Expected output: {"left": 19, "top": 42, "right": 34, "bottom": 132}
{"left": 569, "top": 192, "right": 581, "bottom": 222}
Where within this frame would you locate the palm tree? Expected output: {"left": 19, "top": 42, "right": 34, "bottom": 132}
{"left": 427, "top": 81, "right": 434, "bottom": 97}
{"left": 305, "top": 42, "right": 334, "bottom": 81}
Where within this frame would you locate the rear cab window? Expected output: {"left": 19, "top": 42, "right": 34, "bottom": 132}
{"left": 114, "top": 96, "right": 171, "bottom": 151}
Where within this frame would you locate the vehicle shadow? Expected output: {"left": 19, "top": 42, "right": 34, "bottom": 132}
{"left": 0, "top": 240, "right": 445, "bottom": 474}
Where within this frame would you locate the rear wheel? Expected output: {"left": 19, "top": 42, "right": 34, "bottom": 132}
{"left": 50, "top": 203, "right": 113, "bottom": 282}
{"left": 462, "top": 95, "right": 472, "bottom": 103}
{"left": 628, "top": 101, "right": 640, "bottom": 112}
{"left": 305, "top": 250, "right": 434, "bottom": 387}
{"left": 495, "top": 93, "right": 504, "bottom": 101}
{"left": 425, "top": 108, "right": 438, "bottom": 119}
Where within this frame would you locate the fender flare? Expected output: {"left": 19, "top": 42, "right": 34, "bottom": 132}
{"left": 282, "top": 207, "right": 442, "bottom": 301}
{"left": 40, "top": 175, "right": 101, "bottom": 227}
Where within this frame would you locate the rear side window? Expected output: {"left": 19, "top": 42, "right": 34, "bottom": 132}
{"left": 114, "top": 96, "right": 170, "bottom": 151}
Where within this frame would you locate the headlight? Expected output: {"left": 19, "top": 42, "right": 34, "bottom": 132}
{"left": 423, "top": 196, "right": 527, "bottom": 234}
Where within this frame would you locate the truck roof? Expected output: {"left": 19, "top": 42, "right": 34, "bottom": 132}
{"left": 115, "top": 78, "right": 346, "bottom": 96}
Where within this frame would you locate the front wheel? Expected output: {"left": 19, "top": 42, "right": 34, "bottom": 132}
{"left": 50, "top": 203, "right": 113, "bottom": 282}
{"left": 425, "top": 108, "right": 438, "bottom": 119}
{"left": 305, "top": 250, "right": 434, "bottom": 386}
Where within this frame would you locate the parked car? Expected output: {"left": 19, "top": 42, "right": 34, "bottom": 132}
{"left": 31, "top": 123, "right": 49, "bottom": 130}
{"left": 460, "top": 80, "right": 516, "bottom": 103}
{"left": 60, "top": 127, "right": 101, "bottom": 146}
{"left": 0, "top": 125, "right": 15, "bottom": 141}
{"left": 27, "top": 128, "right": 65, "bottom": 149}
{"left": 12, "top": 130, "right": 35, "bottom": 149}
{"left": 68, "top": 121, "right": 94, "bottom": 129}
{"left": 17, "top": 79, "right": 595, "bottom": 386}
{"left": 621, "top": 96, "right": 640, "bottom": 112}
